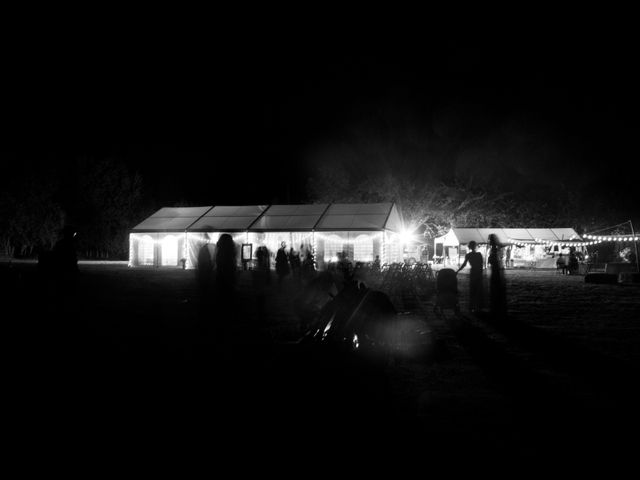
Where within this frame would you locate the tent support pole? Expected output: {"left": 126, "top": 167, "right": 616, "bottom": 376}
{"left": 630, "top": 220, "right": 639, "bottom": 273}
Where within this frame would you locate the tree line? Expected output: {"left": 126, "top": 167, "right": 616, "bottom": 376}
{"left": 0, "top": 156, "right": 154, "bottom": 260}
{"left": 306, "top": 163, "right": 629, "bottom": 243}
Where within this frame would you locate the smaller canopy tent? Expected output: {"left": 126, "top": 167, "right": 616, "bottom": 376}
{"left": 434, "top": 228, "right": 583, "bottom": 268}
{"left": 129, "top": 207, "right": 213, "bottom": 267}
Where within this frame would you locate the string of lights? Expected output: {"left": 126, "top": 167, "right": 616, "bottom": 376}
{"left": 583, "top": 234, "right": 639, "bottom": 242}
{"left": 505, "top": 237, "right": 603, "bottom": 247}
{"left": 534, "top": 238, "right": 604, "bottom": 247}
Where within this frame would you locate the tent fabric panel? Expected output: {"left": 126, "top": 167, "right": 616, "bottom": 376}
{"left": 503, "top": 228, "right": 535, "bottom": 241}
{"left": 324, "top": 203, "right": 393, "bottom": 215}
{"left": 383, "top": 204, "right": 403, "bottom": 233}
{"left": 132, "top": 217, "right": 199, "bottom": 231}
{"left": 188, "top": 216, "right": 257, "bottom": 231}
{"left": 451, "top": 229, "right": 485, "bottom": 244}
{"left": 477, "top": 228, "right": 509, "bottom": 242}
{"left": 206, "top": 205, "right": 267, "bottom": 217}
{"left": 550, "top": 228, "right": 581, "bottom": 241}
{"left": 526, "top": 228, "right": 559, "bottom": 241}
{"left": 316, "top": 214, "right": 388, "bottom": 230}
{"left": 150, "top": 206, "right": 212, "bottom": 218}
{"left": 265, "top": 204, "right": 329, "bottom": 216}
{"left": 315, "top": 215, "right": 354, "bottom": 229}
{"left": 251, "top": 215, "right": 319, "bottom": 231}
{"left": 349, "top": 214, "right": 389, "bottom": 229}
{"left": 186, "top": 232, "right": 219, "bottom": 270}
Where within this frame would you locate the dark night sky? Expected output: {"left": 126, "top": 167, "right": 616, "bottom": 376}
{"left": 2, "top": 16, "right": 638, "bottom": 214}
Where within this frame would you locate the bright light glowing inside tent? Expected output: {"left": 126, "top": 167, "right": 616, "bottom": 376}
{"left": 399, "top": 228, "right": 416, "bottom": 245}
{"left": 140, "top": 235, "right": 154, "bottom": 265}
{"left": 162, "top": 235, "right": 178, "bottom": 266}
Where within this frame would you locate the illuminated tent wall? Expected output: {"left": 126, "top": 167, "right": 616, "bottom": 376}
{"left": 434, "top": 228, "right": 583, "bottom": 268}
{"left": 128, "top": 207, "right": 212, "bottom": 267}
{"left": 129, "top": 203, "right": 405, "bottom": 269}
{"left": 312, "top": 203, "right": 404, "bottom": 269}
{"left": 186, "top": 205, "right": 268, "bottom": 269}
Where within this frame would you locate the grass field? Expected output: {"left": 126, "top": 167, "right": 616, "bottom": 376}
{"left": 3, "top": 262, "right": 639, "bottom": 467}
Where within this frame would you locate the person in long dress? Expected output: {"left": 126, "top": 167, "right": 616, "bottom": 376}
{"left": 488, "top": 234, "right": 507, "bottom": 321}
{"left": 456, "top": 240, "right": 484, "bottom": 313}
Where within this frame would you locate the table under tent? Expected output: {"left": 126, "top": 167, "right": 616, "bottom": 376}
{"left": 128, "top": 203, "right": 406, "bottom": 270}
{"left": 433, "top": 228, "right": 584, "bottom": 268}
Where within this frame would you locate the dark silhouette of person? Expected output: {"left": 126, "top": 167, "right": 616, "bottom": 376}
{"left": 556, "top": 253, "right": 567, "bottom": 274}
{"left": 214, "top": 233, "right": 237, "bottom": 320}
{"left": 568, "top": 251, "right": 579, "bottom": 275}
{"left": 255, "top": 246, "right": 271, "bottom": 283}
{"left": 275, "top": 242, "right": 290, "bottom": 284}
{"left": 456, "top": 240, "right": 484, "bottom": 313}
{"left": 301, "top": 250, "right": 316, "bottom": 282}
{"left": 289, "top": 246, "right": 301, "bottom": 280}
{"left": 337, "top": 251, "right": 353, "bottom": 281}
{"left": 488, "top": 233, "right": 507, "bottom": 321}
{"left": 252, "top": 246, "right": 271, "bottom": 320}
{"left": 196, "top": 236, "right": 214, "bottom": 301}
{"left": 372, "top": 255, "right": 381, "bottom": 273}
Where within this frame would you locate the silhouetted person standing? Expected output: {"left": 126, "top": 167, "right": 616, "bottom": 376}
{"left": 372, "top": 255, "right": 381, "bottom": 273}
{"left": 276, "top": 242, "right": 290, "bottom": 284}
{"left": 253, "top": 246, "right": 271, "bottom": 320}
{"left": 568, "top": 251, "right": 579, "bottom": 275}
{"left": 196, "top": 235, "right": 214, "bottom": 305}
{"left": 456, "top": 240, "right": 484, "bottom": 313}
{"left": 488, "top": 234, "right": 507, "bottom": 321}
{"left": 289, "top": 246, "right": 301, "bottom": 280}
{"left": 301, "top": 250, "right": 316, "bottom": 282}
{"left": 215, "top": 233, "right": 237, "bottom": 299}
{"left": 256, "top": 246, "right": 271, "bottom": 284}
{"left": 556, "top": 253, "right": 567, "bottom": 275}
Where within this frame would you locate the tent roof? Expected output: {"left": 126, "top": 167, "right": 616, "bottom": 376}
{"left": 450, "top": 229, "right": 486, "bottom": 244}
{"left": 440, "top": 228, "right": 582, "bottom": 244}
{"left": 132, "top": 203, "right": 404, "bottom": 233}
{"left": 314, "top": 203, "right": 400, "bottom": 231}
{"left": 250, "top": 204, "right": 330, "bottom": 231}
{"left": 131, "top": 206, "right": 213, "bottom": 232}
{"left": 188, "top": 205, "right": 268, "bottom": 232}
{"left": 549, "top": 228, "right": 581, "bottom": 241}
{"left": 503, "top": 228, "right": 534, "bottom": 241}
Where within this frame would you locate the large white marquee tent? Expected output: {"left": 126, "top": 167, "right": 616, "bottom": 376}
{"left": 129, "top": 203, "right": 406, "bottom": 269}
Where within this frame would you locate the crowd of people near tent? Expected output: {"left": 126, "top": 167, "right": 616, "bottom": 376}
{"left": 555, "top": 251, "right": 580, "bottom": 275}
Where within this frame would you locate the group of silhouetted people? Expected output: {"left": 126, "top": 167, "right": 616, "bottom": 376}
{"left": 556, "top": 251, "right": 580, "bottom": 275}
{"left": 456, "top": 234, "right": 507, "bottom": 320}
{"left": 275, "top": 241, "right": 315, "bottom": 284}
{"left": 195, "top": 236, "right": 320, "bottom": 332}
{"left": 196, "top": 233, "right": 237, "bottom": 295}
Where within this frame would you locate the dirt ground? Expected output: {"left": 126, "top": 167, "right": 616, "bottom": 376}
{"left": 3, "top": 262, "right": 640, "bottom": 469}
